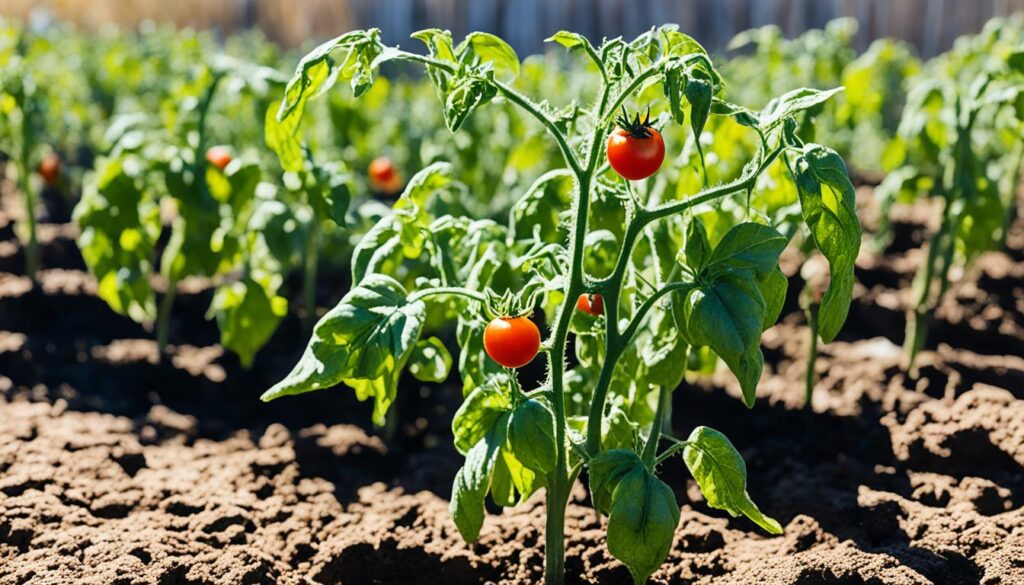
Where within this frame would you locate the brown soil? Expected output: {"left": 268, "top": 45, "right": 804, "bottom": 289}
{"left": 1, "top": 186, "right": 1023, "bottom": 584}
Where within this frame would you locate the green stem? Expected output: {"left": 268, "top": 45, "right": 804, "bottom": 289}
{"left": 601, "top": 65, "right": 664, "bottom": 126}
{"left": 655, "top": 439, "right": 693, "bottom": 466}
{"left": 641, "top": 345, "right": 687, "bottom": 469}
{"left": 156, "top": 274, "right": 178, "bottom": 358}
{"left": 408, "top": 286, "right": 487, "bottom": 304}
{"left": 17, "top": 143, "right": 38, "bottom": 284}
{"left": 303, "top": 220, "right": 320, "bottom": 331}
{"left": 804, "top": 304, "right": 819, "bottom": 408}
{"left": 493, "top": 79, "right": 584, "bottom": 177}
{"left": 543, "top": 476, "right": 569, "bottom": 585}
{"left": 905, "top": 191, "right": 949, "bottom": 372}
{"left": 643, "top": 145, "right": 784, "bottom": 223}
{"left": 394, "top": 50, "right": 584, "bottom": 177}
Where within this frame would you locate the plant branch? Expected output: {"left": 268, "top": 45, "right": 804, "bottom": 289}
{"left": 619, "top": 282, "right": 695, "bottom": 347}
{"left": 408, "top": 287, "right": 487, "bottom": 304}
{"left": 643, "top": 144, "right": 784, "bottom": 223}
{"left": 655, "top": 440, "right": 693, "bottom": 465}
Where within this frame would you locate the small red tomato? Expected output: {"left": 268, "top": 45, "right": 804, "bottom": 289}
{"left": 205, "top": 146, "right": 232, "bottom": 171}
{"left": 606, "top": 110, "right": 665, "bottom": 181}
{"left": 576, "top": 293, "right": 604, "bottom": 316}
{"left": 484, "top": 316, "right": 541, "bottom": 369}
{"left": 38, "top": 153, "right": 60, "bottom": 186}
{"left": 368, "top": 157, "right": 402, "bottom": 194}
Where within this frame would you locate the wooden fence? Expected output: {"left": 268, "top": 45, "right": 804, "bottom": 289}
{"left": 3, "top": 0, "right": 1023, "bottom": 57}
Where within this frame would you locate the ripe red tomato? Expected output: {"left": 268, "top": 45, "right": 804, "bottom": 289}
{"left": 368, "top": 157, "right": 402, "bottom": 194}
{"left": 607, "top": 111, "right": 665, "bottom": 181}
{"left": 484, "top": 316, "right": 541, "bottom": 369}
{"left": 38, "top": 153, "right": 60, "bottom": 186}
{"left": 205, "top": 146, "right": 232, "bottom": 171}
{"left": 576, "top": 293, "right": 604, "bottom": 316}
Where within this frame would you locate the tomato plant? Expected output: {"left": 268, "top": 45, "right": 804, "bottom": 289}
{"left": 876, "top": 18, "right": 1024, "bottom": 371}
{"left": 76, "top": 55, "right": 294, "bottom": 364}
{"left": 262, "top": 26, "right": 860, "bottom": 585}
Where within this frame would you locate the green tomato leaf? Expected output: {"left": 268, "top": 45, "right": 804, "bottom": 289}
{"left": 683, "top": 426, "right": 783, "bottom": 535}
{"left": 607, "top": 467, "right": 680, "bottom": 585}
{"left": 74, "top": 155, "right": 160, "bottom": 324}
{"left": 602, "top": 404, "right": 638, "bottom": 452}
{"left": 452, "top": 378, "right": 512, "bottom": 455}
{"left": 493, "top": 448, "right": 542, "bottom": 507}
{"left": 757, "top": 268, "right": 788, "bottom": 330}
{"left": 685, "top": 77, "right": 712, "bottom": 175}
{"left": 682, "top": 273, "right": 766, "bottom": 407}
{"left": 792, "top": 144, "right": 862, "bottom": 343}
{"left": 711, "top": 98, "right": 760, "bottom": 128}
{"left": 276, "top": 30, "right": 388, "bottom": 128}
{"left": 661, "top": 29, "right": 711, "bottom": 59}
{"left": 588, "top": 449, "right": 643, "bottom": 516}
{"left": 408, "top": 336, "right": 452, "bottom": 383}
{"left": 351, "top": 215, "right": 404, "bottom": 284}
{"left": 264, "top": 99, "right": 303, "bottom": 173}
{"left": 208, "top": 276, "right": 287, "bottom": 368}
{"left": 443, "top": 75, "right": 498, "bottom": 132}
{"left": 759, "top": 87, "right": 844, "bottom": 131}
{"left": 510, "top": 169, "right": 574, "bottom": 242}
{"left": 705, "top": 222, "right": 788, "bottom": 276}
{"left": 507, "top": 399, "right": 557, "bottom": 474}
{"left": 261, "top": 275, "right": 425, "bottom": 425}
{"left": 679, "top": 219, "right": 711, "bottom": 273}
{"left": 545, "top": 31, "right": 588, "bottom": 50}
{"left": 459, "top": 32, "right": 520, "bottom": 79}
{"left": 450, "top": 413, "right": 508, "bottom": 542}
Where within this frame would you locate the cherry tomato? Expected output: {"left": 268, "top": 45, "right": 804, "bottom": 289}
{"left": 576, "top": 293, "right": 604, "bottom": 316}
{"left": 38, "top": 153, "right": 60, "bottom": 186}
{"left": 484, "top": 316, "right": 541, "bottom": 369}
{"left": 607, "top": 110, "right": 665, "bottom": 181}
{"left": 205, "top": 146, "right": 232, "bottom": 171}
{"left": 368, "top": 157, "right": 402, "bottom": 194}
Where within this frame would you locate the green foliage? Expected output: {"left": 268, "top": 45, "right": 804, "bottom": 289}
{"left": 261, "top": 275, "right": 426, "bottom": 425}
{"left": 262, "top": 24, "right": 865, "bottom": 584}
{"left": 683, "top": 426, "right": 782, "bottom": 534}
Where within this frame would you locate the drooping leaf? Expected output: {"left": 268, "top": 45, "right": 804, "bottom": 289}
{"left": 507, "top": 399, "right": 557, "bottom": 474}
{"left": 450, "top": 414, "right": 507, "bottom": 542}
{"left": 606, "top": 467, "right": 680, "bottom": 585}
{"left": 208, "top": 276, "right": 287, "bottom": 368}
{"left": 792, "top": 144, "right": 861, "bottom": 342}
{"left": 510, "top": 169, "right": 574, "bottom": 242}
{"left": 74, "top": 155, "right": 160, "bottom": 324}
{"left": 681, "top": 274, "right": 766, "bottom": 407}
{"left": 683, "top": 426, "right": 783, "bottom": 535}
{"left": 588, "top": 449, "right": 643, "bottom": 516}
{"left": 452, "top": 378, "right": 511, "bottom": 455}
{"left": 261, "top": 275, "right": 425, "bottom": 425}
{"left": 685, "top": 77, "right": 712, "bottom": 175}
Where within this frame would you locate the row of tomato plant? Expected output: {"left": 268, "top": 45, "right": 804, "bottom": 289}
{"left": 0, "top": 16, "right": 1021, "bottom": 584}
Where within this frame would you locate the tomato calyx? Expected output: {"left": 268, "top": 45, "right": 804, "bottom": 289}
{"left": 615, "top": 106, "right": 657, "bottom": 139}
